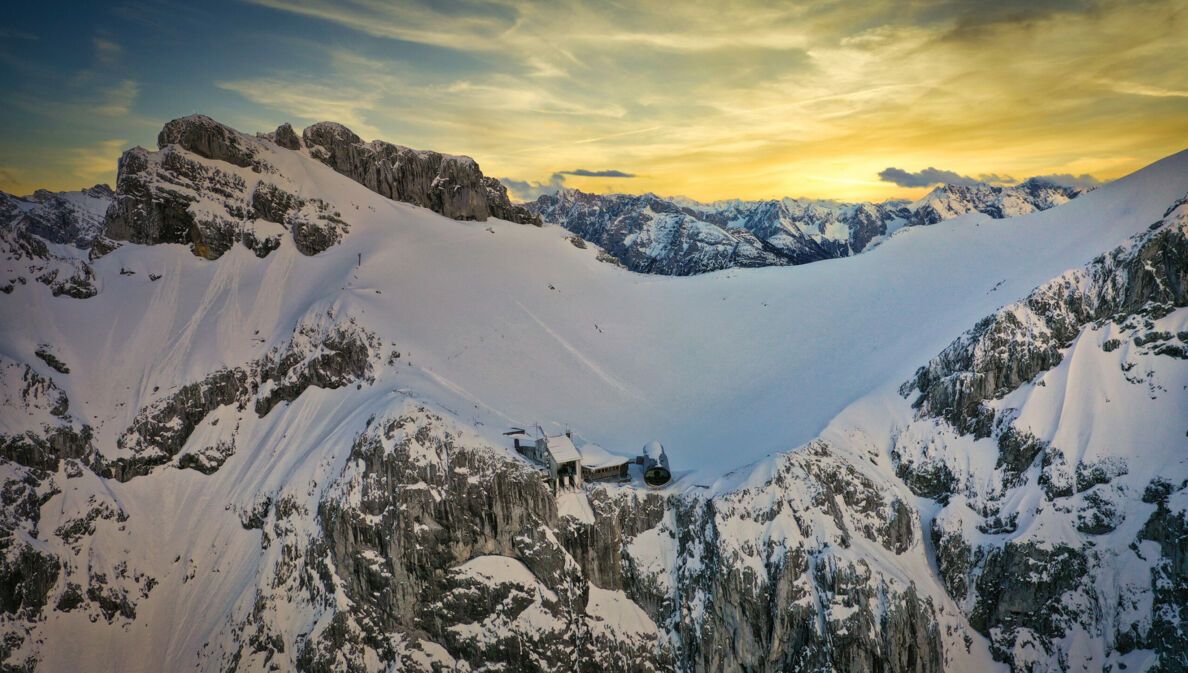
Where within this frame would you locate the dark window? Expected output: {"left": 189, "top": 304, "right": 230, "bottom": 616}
{"left": 644, "top": 466, "right": 671, "bottom": 487}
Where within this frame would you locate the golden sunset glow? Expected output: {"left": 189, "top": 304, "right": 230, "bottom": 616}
{"left": 1, "top": 0, "right": 1186, "bottom": 201}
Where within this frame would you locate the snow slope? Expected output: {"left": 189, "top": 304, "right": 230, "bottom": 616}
{"left": 2, "top": 118, "right": 1187, "bottom": 672}
{"left": 4, "top": 141, "right": 1186, "bottom": 484}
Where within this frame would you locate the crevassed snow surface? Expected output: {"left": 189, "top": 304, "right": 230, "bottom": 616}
{"left": 4, "top": 145, "right": 1186, "bottom": 485}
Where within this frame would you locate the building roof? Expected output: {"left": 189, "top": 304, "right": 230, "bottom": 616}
{"left": 578, "top": 444, "right": 631, "bottom": 470}
{"left": 643, "top": 440, "right": 665, "bottom": 461}
{"left": 545, "top": 434, "right": 580, "bottom": 463}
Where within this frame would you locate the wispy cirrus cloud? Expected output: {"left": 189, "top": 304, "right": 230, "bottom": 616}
{"left": 1101, "top": 79, "right": 1188, "bottom": 99}
{"left": 95, "top": 79, "right": 140, "bottom": 116}
{"left": 228, "top": 0, "right": 1187, "bottom": 200}
{"left": 214, "top": 77, "right": 384, "bottom": 136}
{"left": 93, "top": 37, "right": 122, "bottom": 65}
{"left": 3, "top": 0, "right": 1185, "bottom": 200}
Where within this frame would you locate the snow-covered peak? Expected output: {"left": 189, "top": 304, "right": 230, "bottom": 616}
{"left": 0, "top": 184, "right": 113, "bottom": 248}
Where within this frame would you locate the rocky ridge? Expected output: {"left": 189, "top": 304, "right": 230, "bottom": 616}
{"left": 207, "top": 404, "right": 957, "bottom": 673}
{"left": 529, "top": 180, "right": 1082, "bottom": 275}
{"left": 291, "top": 120, "right": 539, "bottom": 226}
{"left": 888, "top": 197, "right": 1188, "bottom": 671}
{"left": 0, "top": 115, "right": 1183, "bottom": 673}
{"left": 101, "top": 115, "right": 539, "bottom": 261}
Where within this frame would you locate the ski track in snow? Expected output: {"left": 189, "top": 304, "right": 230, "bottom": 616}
{"left": 513, "top": 299, "right": 642, "bottom": 402}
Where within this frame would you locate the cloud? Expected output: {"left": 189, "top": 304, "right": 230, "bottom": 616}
{"left": 879, "top": 166, "right": 1104, "bottom": 190}
{"left": 977, "top": 173, "right": 1017, "bottom": 184}
{"left": 559, "top": 169, "right": 636, "bottom": 178}
{"left": 1101, "top": 80, "right": 1188, "bottom": 99}
{"left": 95, "top": 79, "right": 139, "bottom": 116}
{"left": 1026, "top": 173, "right": 1103, "bottom": 190}
{"left": 93, "top": 37, "right": 122, "bottom": 64}
{"left": 215, "top": 77, "right": 382, "bottom": 136}
{"left": 877, "top": 166, "right": 986, "bottom": 187}
{"left": 500, "top": 173, "right": 567, "bottom": 201}
{"left": 500, "top": 169, "right": 637, "bottom": 200}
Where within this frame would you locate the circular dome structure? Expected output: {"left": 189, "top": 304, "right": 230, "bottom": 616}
{"left": 642, "top": 440, "right": 671, "bottom": 488}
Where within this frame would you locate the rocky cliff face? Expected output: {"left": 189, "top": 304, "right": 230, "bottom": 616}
{"left": 206, "top": 405, "right": 958, "bottom": 673}
{"left": 530, "top": 180, "right": 1080, "bottom": 275}
{"left": 299, "top": 120, "right": 540, "bottom": 226}
{"left": 102, "top": 115, "right": 539, "bottom": 261}
{"left": 889, "top": 198, "right": 1188, "bottom": 672}
{"left": 103, "top": 116, "right": 354, "bottom": 259}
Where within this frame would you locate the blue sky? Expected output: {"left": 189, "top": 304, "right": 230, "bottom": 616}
{"left": 2, "top": 0, "right": 1186, "bottom": 201}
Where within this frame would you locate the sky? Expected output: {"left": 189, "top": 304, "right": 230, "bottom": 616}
{"left": 1, "top": 0, "right": 1185, "bottom": 203}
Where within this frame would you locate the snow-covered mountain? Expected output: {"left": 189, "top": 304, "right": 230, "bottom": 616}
{"left": 0, "top": 184, "right": 112, "bottom": 249}
{"left": 1, "top": 115, "right": 1185, "bottom": 673}
{"left": 528, "top": 180, "right": 1081, "bottom": 275}
{"left": 907, "top": 179, "right": 1082, "bottom": 227}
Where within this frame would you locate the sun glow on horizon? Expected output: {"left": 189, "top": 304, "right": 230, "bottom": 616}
{"left": 0, "top": 1, "right": 1185, "bottom": 202}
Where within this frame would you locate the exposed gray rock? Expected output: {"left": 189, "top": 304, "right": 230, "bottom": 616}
{"left": 158, "top": 114, "right": 260, "bottom": 169}
{"left": 888, "top": 199, "right": 1188, "bottom": 672}
{"left": 274, "top": 122, "right": 302, "bottom": 151}
{"left": 265, "top": 416, "right": 944, "bottom": 673}
{"left": 908, "top": 179, "right": 1081, "bottom": 227}
{"left": 102, "top": 145, "right": 246, "bottom": 259}
{"left": 902, "top": 212, "right": 1188, "bottom": 436}
{"left": 301, "top": 121, "right": 539, "bottom": 225}
{"left": 1136, "top": 486, "right": 1188, "bottom": 671}
{"left": 0, "top": 545, "right": 59, "bottom": 617}
{"left": 529, "top": 191, "right": 797, "bottom": 274}
{"left": 102, "top": 139, "right": 349, "bottom": 259}
{"left": 107, "top": 316, "right": 378, "bottom": 481}
{"left": 1, "top": 228, "right": 98, "bottom": 298}
{"left": 484, "top": 176, "right": 542, "bottom": 226}
{"left": 0, "top": 359, "right": 95, "bottom": 473}
{"left": 33, "top": 347, "right": 68, "bottom": 375}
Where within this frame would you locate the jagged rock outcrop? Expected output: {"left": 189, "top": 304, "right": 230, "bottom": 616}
{"left": 902, "top": 199, "right": 1188, "bottom": 436}
{"left": 885, "top": 196, "right": 1188, "bottom": 671}
{"left": 101, "top": 115, "right": 539, "bottom": 261}
{"left": 0, "top": 356, "right": 96, "bottom": 473}
{"left": 107, "top": 315, "right": 379, "bottom": 481}
{"left": 0, "top": 227, "right": 97, "bottom": 297}
{"left": 158, "top": 114, "right": 262, "bottom": 170}
{"left": 300, "top": 121, "right": 539, "bottom": 225}
{"left": 274, "top": 122, "right": 302, "bottom": 151}
{"left": 102, "top": 137, "right": 348, "bottom": 259}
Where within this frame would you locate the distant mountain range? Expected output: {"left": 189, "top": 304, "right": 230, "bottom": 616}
{"left": 528, "top": 179, "right": 1083, "bottom": 274}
